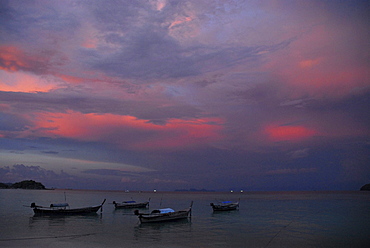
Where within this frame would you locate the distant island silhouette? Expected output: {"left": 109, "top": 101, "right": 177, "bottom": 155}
{"left": 0, "top": 180, "right": 46, "bottom": 189}
{"left": 360, "top": 183, "right": 370, "bottom": 191}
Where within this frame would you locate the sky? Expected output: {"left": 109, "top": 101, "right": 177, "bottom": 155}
{"left": 0, "top": 0, "right": 369, "bottom": 191}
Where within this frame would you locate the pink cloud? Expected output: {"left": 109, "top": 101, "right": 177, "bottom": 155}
{"left": 0, "top": 70, "right": 60, "bottom": 93}
{"left": 29, "top": 111, "right": 224, "bottom": 151}
{"left": 263, "top": 124, "right": 318, "bottom": 142}
{"left": 262, "top": 11, "right": 368, "bottom": 99}
{"left": 0, "top": 46, "right": 30, "bottom": 72}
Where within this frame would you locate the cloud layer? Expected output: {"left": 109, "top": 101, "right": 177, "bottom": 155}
{"left": 0, "top": 0, "right": 369, "bottom": 191}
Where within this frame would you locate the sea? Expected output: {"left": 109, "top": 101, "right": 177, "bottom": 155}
{"left": 0, "top": 189, "right": 369, "bottom": 248}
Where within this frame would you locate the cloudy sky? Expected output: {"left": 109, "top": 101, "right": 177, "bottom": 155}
{"left": 0, "top": 0, "right": 369, "bottom": 191}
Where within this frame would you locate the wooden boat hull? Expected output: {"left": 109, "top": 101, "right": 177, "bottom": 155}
{"left": 210, "top": 202, "right": 239, "bottom": 211}
{"left": 31, "top": 199, "right": 106, "bottom": 216}
{"left": 33, "top": 205, "right": 102, "bottom": 215}
{"left": 135, "top": 201, "right": 193, "bottom": 223}
{"left": 113, "top": 201, "right": 149, "bottom": 209}
{"left": 137, "top": 209, "right": 191, "bottom": 223}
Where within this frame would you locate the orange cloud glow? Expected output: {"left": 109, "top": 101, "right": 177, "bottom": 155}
{"left": 81, "top": 38, "right": 98, "bottom": 49}
{"left": 135, "top": 118, "right": 224, "bottom": 149}
{"left": 32, "top": 111, "right": 224, "bottom": 150}
{"left": 0, "top": 70, "right": 60, "bottom": 93}
{"left": 169, "top": 16, "right": 193, "bottom": 29}
{"left": 55, "top": 73, "right": 87, "bottom": 84}
{"left": 264, "top": 24, "right": 368, "bottom": 98}
{"left": 154, "top": 0, "right": 167, "bottom": 11}
{"left": 299, "top": 59, "right": 321, "bottom": 68}
{"left": 0, "top": 46, "right": 30, "bottom": 72}
{"left": 264, "top": 125, "right": 318, "bottom": 142}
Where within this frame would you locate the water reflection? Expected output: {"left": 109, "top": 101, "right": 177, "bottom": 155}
{"left": 112, "top": 208, "right": 137, "bottom": 216}
{"left": 134, "top": 219, "right": 192, "bottom": 243}
{"left": 29, "top": 213, "right": 103, "bottom": 228}
{"left": 211, "top": 209, "right": 240, "bottom": 215}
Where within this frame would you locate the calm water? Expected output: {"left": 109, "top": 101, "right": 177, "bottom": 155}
{"left": 0, "top": 189, "right": 369, "bottom": 248}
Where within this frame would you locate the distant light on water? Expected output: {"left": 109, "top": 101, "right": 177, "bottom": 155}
{"left": 153, "top": 189, "right": 157, "bottom": 193}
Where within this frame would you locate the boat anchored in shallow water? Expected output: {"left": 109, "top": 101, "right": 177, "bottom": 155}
{"left": 134, "top": 201, "right": 193, "bottom": 223}
{"left": 112, "top": 198, "right": 150, "bottom": 209}
{"left": 210, "top": 200, "right": 239, "bottom": 211}
{"left": 28, "top": 199, "right": 106, "bottom": 216}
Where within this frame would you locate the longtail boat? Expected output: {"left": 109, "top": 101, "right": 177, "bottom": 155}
{"left": 112, "top": 198, "right": 150, "bottom": 209}
{"left": 134, "top": 201, "right": 193, "bottom": 223}
{"left": 29, "top": 199, "right": 106, "bottom": 215}
{"left": 210, "top": 200, "right": 239, "bottom": 211}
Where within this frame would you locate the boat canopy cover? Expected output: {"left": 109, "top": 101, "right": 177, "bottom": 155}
{"left": 158, "top": 208, "right": 175, "bottom": 213}
{"left": 123, "top": 201, "right": 136, "bottom": 203}
{"left": 50, "top": 203, "right": 69, "bottom": 208}
{"left": 222, "top": 201, "right": 232, "bottom": 204}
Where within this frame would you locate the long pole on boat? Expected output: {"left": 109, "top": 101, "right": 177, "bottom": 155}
{"left": 190, "top": 201, "right": 193, "bottom": 218}
{"left": 101, "top": 199, "right": 106, "bottom": 212}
